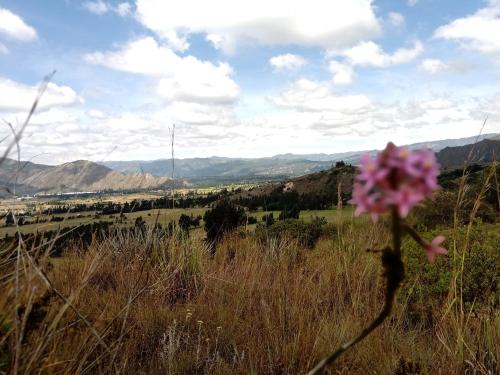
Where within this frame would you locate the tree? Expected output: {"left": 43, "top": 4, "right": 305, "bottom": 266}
{"left": 178, "top": 214, "right": 192, "bottom": 232}
{"left": 278, "top": 205, "right": 300, "bottom": 220}
{"left": 203, "top": 200, "right": 246, "bottom": 250}
{"left": 5, "top": 212, "right": 14, "bottom": 226}
{"left": 262, "top": 212, "right": 275, "bottom": 227}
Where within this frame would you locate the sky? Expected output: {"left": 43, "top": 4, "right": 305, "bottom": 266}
{"left": 0, "top": 0, "right": 500, "bottom": 164}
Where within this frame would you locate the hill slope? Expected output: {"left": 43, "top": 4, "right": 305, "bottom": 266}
{"left": 436, "top": 139, "right": 500, "bottom": 169}
{"left": 0, "top": 159, "right": 181, "bottom": 195}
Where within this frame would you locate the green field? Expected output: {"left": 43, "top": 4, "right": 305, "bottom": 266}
{"left": 0, "top": 207, "right": 355, "bottom": 237}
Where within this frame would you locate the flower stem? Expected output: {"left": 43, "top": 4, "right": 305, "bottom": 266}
{"left": 307, "top": 209, "right": 405, "bottom": 375}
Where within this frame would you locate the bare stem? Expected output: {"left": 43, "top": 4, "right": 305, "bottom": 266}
{"left": 307, "top": 209, "right": 404, "bottom": 375}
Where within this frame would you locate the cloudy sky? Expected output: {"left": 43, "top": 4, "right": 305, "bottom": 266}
{"left": 0, "top": 0, "right": 500, "bottom": 164}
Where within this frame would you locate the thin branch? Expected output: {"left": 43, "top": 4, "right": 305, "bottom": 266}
{"left": 307, "top": 210, "right": 405, "bottom": 374}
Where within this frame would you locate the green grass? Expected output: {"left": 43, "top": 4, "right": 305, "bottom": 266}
{"left": 0, "top": 207, "right": 354, "bottom": 237}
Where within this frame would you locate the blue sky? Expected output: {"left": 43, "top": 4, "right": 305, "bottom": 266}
{"left": 0, "top": 0, "right": 499, "bottom": 163}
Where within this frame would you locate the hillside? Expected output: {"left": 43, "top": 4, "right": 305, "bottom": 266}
{"left": 436, "top": 139, "right": 500, "bottom": 169}
{"left": 233, "top": 138, "right": 499, "bottom": 206}
{"left": 231, "top": 164, "right": 357, "bottom": 211}
{"left": 0, "top": 159, "right": 183, "bottom": 195}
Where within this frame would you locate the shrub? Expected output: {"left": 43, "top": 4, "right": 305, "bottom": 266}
{"left": 203, "top": 200, "right": 246, "bottom": 249}
{"left": 178, "top": 214, "right": 201, "bottom": 231}
{"left": 255, "top": 218, "right": 325, "bottom": 249}
{"left": 262, "top": 213, "right": 275, "bottom": 227}
{"left": 278, "top": 205, "right": 300, "bottom": 220}
{"left": 401, "top": 225, "right": 499, "bottom": 327}
{"left": 247, "top": 216, "right": 258, "bottom": 225}
{"left": 411, "top": 189, "right": 497, "bottom": 230}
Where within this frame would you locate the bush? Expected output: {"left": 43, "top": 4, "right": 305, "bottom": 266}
{"left": 255, "top": 218, "right": 325, "bottom": 249}
{"left": 178, "top": 214, "right": 202, "bottom": 232}
{"left": 247, "top": 216, "right": 258, "bottom": 225}
{"left": 203, "top": 200, "right": 246, "bottom": 249}
{"left": 278, "top": 205, "right": 300, "bottom": 220}
{"left": 262, "top": 213, "right": 275, "bottom": 227}
{"left": 401, "top": 224, "right": 499, "bottom": 327}
{"left": 411, "top": 189, "right": 497, "bottom": 230}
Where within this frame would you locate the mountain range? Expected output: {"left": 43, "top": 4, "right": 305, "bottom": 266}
{"left": 102, "top": 134, "right": 499, "bottom": 182}
{"left": 0, "top": 134, "right": 498, "bottom": 196}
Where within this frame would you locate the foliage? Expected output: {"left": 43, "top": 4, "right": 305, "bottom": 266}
{"left": 203, "top": 200, "right": 246, "bottom": 248}
{"left": 178, "top": 214, "right": 202, "bottom": 231}
{"left": 255, "top": 218, "right": 325, "bottom": 248}
{"left": 411, "top": 186, "right": 497, "bottom": 231}
{"left": 2, "top": 221, "right": 498, "bottom": 374}
{"left": 262, "top": 212, "right": 275, "bottom": 227}
{"left": 246, "top": 215, "right": 258, "bottom": 225}
{"left": 278, "top": 204, "right": 300, "bottom": 220}
{"left": 401, "top": 224, "right": 499, "bottom": 327}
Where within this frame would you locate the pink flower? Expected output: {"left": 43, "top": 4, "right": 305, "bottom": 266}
{"left": 349, "top": 142, "right": 441, "bottom": 219}
{"left": 424, "top": 235, "right": 448, "bottom": 263}
{"left": 357, "top": 153, "right": 389, "bottom": 190}
{"left": 351, "top": 183, "right": 385, "bottom": 222}
{"left": 387, "top": 184, "right": 424, "bottom": 218}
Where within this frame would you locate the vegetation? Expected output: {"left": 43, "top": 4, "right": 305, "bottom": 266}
{"left": 203, "top": 200, "right": 246, "bottom": 249}
{"left": 0, "top": 147, "right": 498, "bottom": 373}
{"left": 1, "top": 213, "right": 498, "bottom": 374}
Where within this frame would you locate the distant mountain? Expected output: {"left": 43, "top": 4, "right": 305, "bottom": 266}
{"left": 102, "top": 134, "right": 499, "bottom": 182}
{"left": 0, "top": 159, "right": 183, "bottom": 196}
{"left": 103, "top": 157, "right": 334, "bottom": 184}
{"left": 269, "top": 134, "right": 499, "bottom": 162}
{"left": 1, "top": 134, "right": 497, "bottom": 196}
{"left": 436, "top": 139, "right": 500, "bottom": 169}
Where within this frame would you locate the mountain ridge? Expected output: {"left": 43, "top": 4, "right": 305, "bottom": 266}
{"left": 101, "top": 134, "right": 499, "bottom": 180}
{"left": 1, "top": 134, "right": 497, "bottom": 195}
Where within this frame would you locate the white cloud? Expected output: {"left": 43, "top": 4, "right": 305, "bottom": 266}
{"left": 135, "top": 0, "right": 381, "bottom": 52}
{"left": 0, "top": 77, "right": 83, "bottom": 113}
{"left": 272, "top": 79, "right": 372, "bottom": 113}
{"left": 0, "top": 8, "right": 37, "bottom": 42}
{"left": 84, "top": 37, "right": 239, "bottom": 105}
{"left": 329, "top": 61, "right": 354, "bottom": 85}
{"left": 421, "top": 58, "right": 448, "bottom": 74}
{"left": 388, "top": 12, "right": 405, "bottom": 27}
{"left": 86, "top": 109, "right": 109, "bottom": 120}
{"left": 269, "top": 54, "right": 307, "bottom": 72}
{"left": 83, "top": 1, "right": 108, "bottom": 15}
{"left": 420, "top": 58, "right": 470, "bottom": 74}
{"left": 342, "top": 40, "right": 423, "bottom": 67}
{"left": 435, "top": 0, "right": 500, "bottom": 55}
{"left": 407, "top": 0, "right": 418, "bottom": 6}
{"left": 83, "top": 1, "right": 132, "bottom": 17}
{"left": 0, "top": 42, "right": 8, "bottom": 55}
{"left": 115, "top": 2, "right": 132, "bottom": 17}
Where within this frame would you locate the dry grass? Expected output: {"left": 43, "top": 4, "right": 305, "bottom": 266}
{"left": 1, "top": 215, "right": 498, "bottom": 374}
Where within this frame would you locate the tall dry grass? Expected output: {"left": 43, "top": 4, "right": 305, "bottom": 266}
{"left": 1, "top": 213, "right": 497, "bottom": 374}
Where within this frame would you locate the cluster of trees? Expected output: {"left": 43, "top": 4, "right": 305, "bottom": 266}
{"left": 235, "top": 190, "right": 339, "bottom": 211}
{"left": 42, "top": 191, "right": 229, "bottom": 216}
